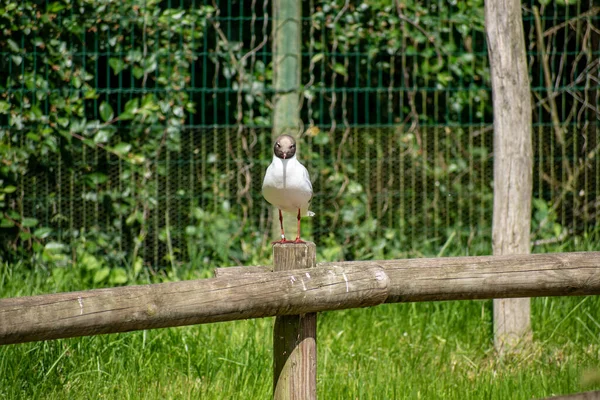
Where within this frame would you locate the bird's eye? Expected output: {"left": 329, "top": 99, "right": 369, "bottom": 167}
{"left": 291, "top": 144, "right": 296, "bottom": 148}
{"left": 276, "top": 142, "right": 280, "bottom": 147}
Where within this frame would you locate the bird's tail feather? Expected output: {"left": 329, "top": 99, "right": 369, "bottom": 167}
{"left": 307, "top": 211, "right": 315, "bottom": 217}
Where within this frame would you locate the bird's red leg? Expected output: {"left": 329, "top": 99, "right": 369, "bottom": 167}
{"left": 294, "top": 208, "right": 306, "bottom": 243}
{"left": 279, "top": 209, "right": 286, "bottom": 241}
{"left": 272, "top": 209, "right": 289, "bottom": 244}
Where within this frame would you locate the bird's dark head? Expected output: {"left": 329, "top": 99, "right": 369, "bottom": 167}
{"left": 273, "top": 135, "right": 297, "bottom": 159}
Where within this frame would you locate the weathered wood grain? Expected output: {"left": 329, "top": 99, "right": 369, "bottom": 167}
{"left": 213, "top": 262, "right": 326, "bottom": 277}
{"left": 485, "top": 0, "right": 534, "bottom": 350}
{"left": 327, "top": 252, "right": 600, "bottom": 303}
{"left": 0, "top": 263, "right": 388, "bottom": 346}
{"left": 2, "top": 252, "right": 600, "bottom": 346}
{"left": 271, "top": 0, "right": 301, "bottom": 138}
{"left": 214, "top": 265, "right": 272, "bottom": 277}
{"left": 273, "top": 242, "right": 317, "bottom": 400}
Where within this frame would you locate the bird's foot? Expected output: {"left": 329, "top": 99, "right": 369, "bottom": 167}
{"left": 272, "top": 238, "right": 292, "bottom": 245}
{"left": 271, "top": 238, "right": 307, "bottom": 245}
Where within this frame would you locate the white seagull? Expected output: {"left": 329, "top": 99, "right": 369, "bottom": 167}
{"left": 262, "top": 134, "right": 314, "bottom": 243}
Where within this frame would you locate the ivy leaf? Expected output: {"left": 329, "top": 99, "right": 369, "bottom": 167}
{"left": 109, "top": 58, "right": 126, "bottom": 75}
{"left": 332, "top": 63, "right": 347, "bottom": 76}
{"left": 110, "top": 267, "right": 128, "bottom": 284}
{"left": 94, "top": 129, "right": 113, "bottom": 144}
{"left": 143, "top": 56, "right": 157, "bottom": 74}
{"left": 0, "top": 219, "right": 14, "bottom": 228}
{"left": 84, "top": 172, "right": 108, "bottom": 187}
{"left": 173, "top": 106, "right": 184, "bottom": 118}
{"left": 0, "top": 101, "right": 10, "bottom": 114}
{"left": 310, "top": 53, "right": 325, "bottom": 64}
{"left": 27, "top": 132, "right": 41, "bottom": 142}
{"left": 132, "top": 66, "right": 144, "bottom": 79}
{"left": 128, "top": 154, "right": 146, "bottom": 165}
{"left": 33, "top": 227, "right": 53, "bottom": 239}
{"left": 71, "top": 75, "right": 82, "bottom": 88}
{"left": 125, "top": 98, "right": 139, "bottom": 113}
{"left": 21, "top": 217, "right": 39, "bottom": 228}
{"left": 99, "top": 101, "right": 114, "bottom": 122}
{"left": 133, "top": 257, "right": 143, "bottom": 275}
{"left": 80, "top": 253, "right": 102, "bottom": 270}
{"left": 94, "top": 267, "right": 111, "bottom": 283}
{"left": 6, "top": 39, "right": 20, "bottom": 52}
{"left": 111, "top": 142, "right": 132, "bottom": 157}
{"left": 47, "top": 2, "right": 67, "bottom": 12}
{"left": 126, "top": 210, "right": 143, "bottom": 225}
{"left": 119, "top": 98, "right": 139, "bottom": 120}
{"left": 44, "top": 242, "right": 67, "bottom": 252}
{"left": 19, "top": 231, "right": 32, "bottom": 241}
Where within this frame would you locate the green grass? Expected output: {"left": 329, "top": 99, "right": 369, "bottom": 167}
{"left": 2, "top": 237, "right": 600, "bottom": 399}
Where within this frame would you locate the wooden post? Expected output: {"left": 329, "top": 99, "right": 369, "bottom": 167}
{"left": 272, "top": 0, "right": 301, "bottom": 138}
{"left": 271, "top": 0, "right": 302, "bottom": 241}
{"left": 485, "top": 0, "right": 534, "bottom": 352}
{"left": 273, "top": 242, "right": 317, "bottom": 400}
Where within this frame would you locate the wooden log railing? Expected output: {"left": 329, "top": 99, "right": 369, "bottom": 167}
{"left": 2, "top": 249, "right": 600, "bottom": 346}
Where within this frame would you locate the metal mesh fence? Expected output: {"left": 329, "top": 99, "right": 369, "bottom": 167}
{"left": 1, "top": 0, "right": 599, "bottom": 267}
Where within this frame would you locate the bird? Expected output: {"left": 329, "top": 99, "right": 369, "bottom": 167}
{"left": 262, "top": 134, "right": 314, "bottom": 244}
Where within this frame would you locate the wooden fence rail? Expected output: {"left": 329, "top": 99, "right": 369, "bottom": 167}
{"left": 2, "top": 249, "right": 600, "bottom": 346}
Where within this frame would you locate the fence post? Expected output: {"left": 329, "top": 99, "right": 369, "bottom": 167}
{"left": 485, "top": 0, "right": 533, "bottom": 352}
{"left": 272, "top": 0, "right": 301, "bottom": 137}
{"left": 271, "top": 0, "right": 302, "bottom": 241}
{"left": 273, "top": 242, "right": 317, "bottom": 400}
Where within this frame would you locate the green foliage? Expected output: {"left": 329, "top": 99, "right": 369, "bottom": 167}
{"left": 0, "top": 0, "right": 215, "bottom": 272}
{"left": 185, "top": 203, "right": 267, "bottom": 270}
{"left": 306, "top": 126, "right": 494, "bottom": 261}
{"left": 296, "top": 0, "right": 495, "bottom": 259}
{"left": 305, "top": 0, "right": 489, "bottom": 124}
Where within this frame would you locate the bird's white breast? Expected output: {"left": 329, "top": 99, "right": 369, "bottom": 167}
{"left": 262, "top": 156, "right": 313, "bottom": 215}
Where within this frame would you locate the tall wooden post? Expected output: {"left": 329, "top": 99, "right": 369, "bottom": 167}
{"left": 273, "top": 242, "right": 317, "bottom": 400}
{"left": 485, "top": 0, "right": 533, "bottom": 351}
{"left": 271, "top": 0, "right": 302, "bottom": 240}
{"left": 272, "top": 0, "right": 301, "bottom": 137}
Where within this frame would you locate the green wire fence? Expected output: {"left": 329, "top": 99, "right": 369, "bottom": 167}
{"left": 0, "top": 0, "right": 598, "bottom": 270}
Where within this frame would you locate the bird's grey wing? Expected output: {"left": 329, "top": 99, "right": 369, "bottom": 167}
{"left": 303, "top": 166, "right": 313, "bottom": 194}
{"left": 301, "top": 165, "right": 315, "bottom": 217}
{"left": 262, "top": 162, "right": 275, "bottom": 189}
